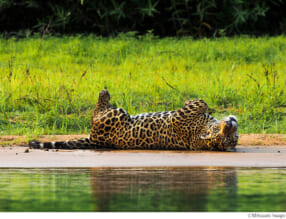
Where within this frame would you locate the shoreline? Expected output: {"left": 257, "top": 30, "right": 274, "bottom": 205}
{"left": 0, "top": 145, "right": 285, "bottom": 168}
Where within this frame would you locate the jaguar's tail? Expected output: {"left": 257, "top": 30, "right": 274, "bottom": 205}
{"left": 29, "top": 138, "right": 96, "bottom": 150}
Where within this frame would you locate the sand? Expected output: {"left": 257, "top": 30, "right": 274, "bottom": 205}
{"left": 0, "top": 145, "right": 285, "bottom": 168}
{"left": 0, "top": 134, "right": 285, "bottom": 168}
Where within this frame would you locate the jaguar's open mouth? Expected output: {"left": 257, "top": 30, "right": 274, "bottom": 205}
{"left": 225, "top": 115, "right": 238, "bottom": 128}
{"left": 220, "top": 115, "right": 238, "bottom": 135}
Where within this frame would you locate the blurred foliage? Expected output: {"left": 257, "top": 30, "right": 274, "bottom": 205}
{"left": 0, "top": 0, "right": 285, "bottom": 37}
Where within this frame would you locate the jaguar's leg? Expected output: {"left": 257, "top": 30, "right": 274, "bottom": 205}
{"left": 90, "top": 89, "right": 113, "bottom": 125}
{"left": 170, "top": 99, "right": 210, "bottom": 140}
{"left": 183, "top": 99, "right": 208, "bottom": 115}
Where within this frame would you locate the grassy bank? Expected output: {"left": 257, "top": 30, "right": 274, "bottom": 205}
{"left": 0, "top": 34, "right": 285, "bottom": 137}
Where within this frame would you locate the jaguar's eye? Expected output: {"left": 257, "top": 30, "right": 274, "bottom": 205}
{"left": 200, "top": 131, "right": 215, "bottom": 140}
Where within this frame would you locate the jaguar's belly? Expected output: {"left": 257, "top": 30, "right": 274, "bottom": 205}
{"left": 90, "top": 110, "right": 190, "bottom": 150}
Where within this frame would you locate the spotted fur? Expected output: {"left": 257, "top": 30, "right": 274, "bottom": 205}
{"left": 29, "top": 89, "right": 238, "bottom": 151}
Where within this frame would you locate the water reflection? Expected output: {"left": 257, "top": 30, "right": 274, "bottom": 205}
{"left": 91, "top": 168, "right": 238, "bottom": 211}
{"left": 0, "top": 168, "right": 285, "bottom": 212}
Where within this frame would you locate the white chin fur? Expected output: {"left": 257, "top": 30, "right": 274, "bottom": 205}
{"left": 229, "top": 115, "right": 238, "bottom": 122}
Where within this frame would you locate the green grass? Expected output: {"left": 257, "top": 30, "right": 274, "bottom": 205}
{"left": 0, "top": 34, "right": 285, "bottom": 136}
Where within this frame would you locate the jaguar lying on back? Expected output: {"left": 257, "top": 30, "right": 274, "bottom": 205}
{"left": 29, "top": 89, "right": 238, "bottom": 151}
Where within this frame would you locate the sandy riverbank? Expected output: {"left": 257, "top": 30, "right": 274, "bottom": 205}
{"left": 0, "top": 145, "right": 285, "bottom": 168}
{"left": 0, "top": 134, "right": 285, "bottom": 168}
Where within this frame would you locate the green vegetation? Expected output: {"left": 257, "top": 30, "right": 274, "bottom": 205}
{"left": 0, "top": 34, "right": 285, "bottom": 136}
{"left": 1, "top": 0, "right": 285, "bottom": 37}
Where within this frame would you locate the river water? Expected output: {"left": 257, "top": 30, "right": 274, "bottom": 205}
{"left": 0, "top": 167, "right": 285, "bottom": 212}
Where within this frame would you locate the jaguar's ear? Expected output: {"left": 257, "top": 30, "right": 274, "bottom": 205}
{"left": 200, "top": 132, "right": 214, "bottom": 140}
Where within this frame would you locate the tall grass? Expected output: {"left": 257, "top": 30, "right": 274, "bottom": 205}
{"left": 0, "top": 34, "right": 285, "bottom": 136}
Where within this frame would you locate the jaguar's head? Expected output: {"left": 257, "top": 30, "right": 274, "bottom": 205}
{"left": 200, "top": 115, "right": 238, "bottom": 151}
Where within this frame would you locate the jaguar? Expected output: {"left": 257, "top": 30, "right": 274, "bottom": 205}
{"left": 29, "top": 89, "right": 238, "bottom": 151}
